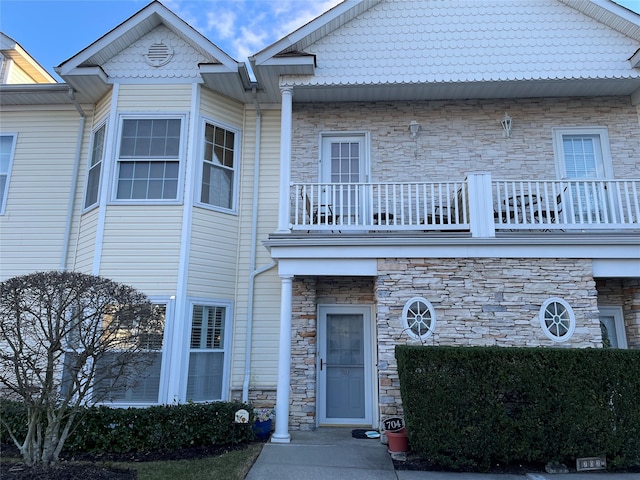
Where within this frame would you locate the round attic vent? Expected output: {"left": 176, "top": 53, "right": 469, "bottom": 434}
{"left": 144, "top": 41, "right": 173, "bottom": 67}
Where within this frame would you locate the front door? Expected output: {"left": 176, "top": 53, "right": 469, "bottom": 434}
{"left": 318, "top": 305, "right": 372, "bottom": 425}
{"left": 320, "top": 135, "right": 369, "bottom": 224}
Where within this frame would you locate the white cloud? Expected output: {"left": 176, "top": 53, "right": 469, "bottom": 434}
{"left": 206, "top": 9, "right": 237, "bottom": 39}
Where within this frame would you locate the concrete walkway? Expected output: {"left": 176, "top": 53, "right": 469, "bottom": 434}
{"left": 245, "top": 427, "right": 639, "bottom": 480}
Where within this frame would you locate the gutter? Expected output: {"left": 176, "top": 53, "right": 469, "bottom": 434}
{"left": 60, "top": 88, "right": 86, "bottom": 270}
{"left": 243, "top": 86, "right": 276, "bottom": 403}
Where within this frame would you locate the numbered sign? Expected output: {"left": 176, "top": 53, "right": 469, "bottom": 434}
{"left": 383, "top": 416, "right": 404, "bottom": 432}
{"left": 234, "top": 409, "right": 249, "bottom": 423}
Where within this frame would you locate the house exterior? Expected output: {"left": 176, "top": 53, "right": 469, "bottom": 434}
{"left": 1, "top": 0, "right": 639, "bottom": 444}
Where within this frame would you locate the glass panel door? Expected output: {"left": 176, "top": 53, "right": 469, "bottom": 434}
{"left": 318, "top": 305, "right": 372, "bottom": 425}
{"left": 321, "top": 136, "right": 368, "bottom": 224}
{"left": 561, "top": 135, "right": 611, "bottom": 222}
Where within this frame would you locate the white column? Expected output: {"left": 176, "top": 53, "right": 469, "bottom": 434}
{"left": 466, "top": 172, "right": 496, "bottom": 238}
{"left": 277, "top": 86, "right": 293, "bottom": 233}
{"left": 272, "top": 275, "right": 293, "bottom": 443}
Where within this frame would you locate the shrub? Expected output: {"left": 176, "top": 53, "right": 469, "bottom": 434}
{"left": 2, "top": 401, "right": 255, "bottom": 455}
{"left": 396, "top": 346, "right": 640, "bottom": 471}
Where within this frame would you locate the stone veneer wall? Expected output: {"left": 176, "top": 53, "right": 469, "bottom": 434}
{"left": 291, "top": 96, "right": 639, "bottom": 184}
{"left": 290, "top": 276, "right": 375, "bottom": 430}
{"left": 597, "top": 278, "right": 640, "bottom": 349}
{"left": 375, "top": 257, "right": 602, "bottom": 417}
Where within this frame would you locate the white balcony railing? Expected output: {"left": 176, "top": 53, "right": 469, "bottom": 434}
{"left": 289, "top": 175, "right": 640, "bottom": 235}
{"left": 492, "top": 179, "right": 640, "bottom": 230}
{"left": 293, "top": 181, "right": 469, "bottom": 231}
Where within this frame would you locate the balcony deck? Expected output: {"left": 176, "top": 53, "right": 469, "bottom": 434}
{"left": 290, "top": 175, "right": 640, "bottom": 237}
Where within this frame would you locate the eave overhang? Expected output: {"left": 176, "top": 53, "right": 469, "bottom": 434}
{"left": 0, "top": 84, "right": 76, "bottom": 106}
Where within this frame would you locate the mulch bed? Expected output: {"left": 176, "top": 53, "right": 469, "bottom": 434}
{"left": 0, "top": 442, "right": 255, "bottom": 480}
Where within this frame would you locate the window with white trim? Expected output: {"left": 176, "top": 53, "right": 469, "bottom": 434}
{"left": 552, "top": 127, "right": 614, "bottom": 223}
{"left": 92, "top": 303, "right": 166, "bottom": 404}
{"left": 84, "top": 123, "right": 106, "bottom": 209}
{"left": 0, "top": 134, "right": 17, "bottom": 214}
{"left": 402, "top": 297, "right": 436, "bottom": 340}
{"left": 115, "top": 117, "right": 183, "bottom": 200}
{"left": 186, "top": 304, "right": 228, "bottom": 401}
{"left": 200, "top": 121, "right": 237, "bottom": 210}
{"left": 539, "top": 298, "right": 575, "bottom": 342}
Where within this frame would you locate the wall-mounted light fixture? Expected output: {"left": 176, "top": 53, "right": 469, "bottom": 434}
{"left": 501, "top": 113, "right": 512, "bottom": 138}
{"left": 409, "top": 120, "right": 421, "bottom": 138}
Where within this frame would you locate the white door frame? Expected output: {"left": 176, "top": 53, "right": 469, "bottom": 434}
{"left": 599, "top": 305, "right": 627, "bottom": 349}
{"left": 319, "top": 133, "right": 370, "bottom": 223}
{"left": 317, "top": 304, "right": 374, "bottom": 426}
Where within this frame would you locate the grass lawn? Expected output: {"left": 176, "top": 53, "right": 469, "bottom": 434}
{"left": 1, "top": 443, "right": 264, "bottom": 480}
{"left": 127, "top": 443, "right": 263, "bottom": 480}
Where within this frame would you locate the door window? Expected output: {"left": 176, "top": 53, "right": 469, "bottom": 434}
{"left": 321, "top": 135, "right": 368, "bottom": 223}
{"left": 599, "top": 306, "right": 627, "bottom": 349}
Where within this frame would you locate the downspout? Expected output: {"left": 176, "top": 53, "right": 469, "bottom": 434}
{"left": 60, "top": 88, "right": 86, "bottom": 270}
{"left": 243, "top": 86, "right": 276, "bottom": 402}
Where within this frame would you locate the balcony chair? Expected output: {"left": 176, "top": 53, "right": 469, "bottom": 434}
{"left": 302, "top": 190, "right": 339, "bottom": 231}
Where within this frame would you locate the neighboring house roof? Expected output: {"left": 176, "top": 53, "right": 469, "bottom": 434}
{"left": 251, "top": 0, "right": 640, "bottom": 103}
{"left": 0, "top": 32, "right": 57, "bottom": 84}
{"left": 55, "top": 0, "right": 250, "bottom": 103}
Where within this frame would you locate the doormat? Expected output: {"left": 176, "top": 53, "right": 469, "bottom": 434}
{"left": 352, "top": 429, "right": 380, "bottom": 439}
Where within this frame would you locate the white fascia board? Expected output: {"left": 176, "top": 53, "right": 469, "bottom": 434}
{"left": 266, "top": 236, "right": 640, "bottom": 260}
{"left": 278, "top": 258, "right": 378, "bottom": 276}
{"left": 593, "top": 259, "right": 640, "bottom": 277}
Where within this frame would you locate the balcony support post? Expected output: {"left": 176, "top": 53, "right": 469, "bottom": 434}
{"left": 277, "top": 86, "right": 294, "bottom": 233}
{"left": 272, "top": 274, "right": 293, "bottom": 443}
{"left": 466, "top": 172, "right": 495, "bottom": 238}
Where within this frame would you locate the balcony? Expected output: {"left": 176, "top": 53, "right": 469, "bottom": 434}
{"left": 290, "top": 173, "right": 640, "bottom": 237}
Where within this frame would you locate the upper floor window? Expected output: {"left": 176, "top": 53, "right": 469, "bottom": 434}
{"left": 84, "top": 123, "right": 106, "bottom": 209}
{"left": 115, "top": 117, "right": 183, "bottom": 201}
{"left": 0, "top": 134, "right": 17, "bottom": 214}
{"left": 200, "top": 121, "right": 238, "bottom": 210}
{"left": 552, "top": 127, "right": 612, "bottom": 180}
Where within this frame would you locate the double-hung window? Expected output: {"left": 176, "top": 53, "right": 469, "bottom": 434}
{"left": 84, "top": 123, "right": 106, "bottom": 209}
{"left": 200, "top": 121, "right": 238, "bottom": 210}
{"left": 115, "top": 117, "right": 183, "bottom": 201}
{"left": 186, "top": 303, "right": 229, "bottom": 401}
{"left": 0, "top": 134, "right": 17, "bottom": 214}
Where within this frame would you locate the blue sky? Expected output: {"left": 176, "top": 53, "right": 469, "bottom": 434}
{"left": 1, "top": 0, "right": 639, "bottom": 81}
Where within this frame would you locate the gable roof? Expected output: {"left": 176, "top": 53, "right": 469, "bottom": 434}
{"left": 55, "top": 1, "right": 250, "bottom": 102}
{"left": 251, "top": 0, "right": 640, "bottom": 103}
{"left": 0, "top": 32, "right": 57, "bottom": 84}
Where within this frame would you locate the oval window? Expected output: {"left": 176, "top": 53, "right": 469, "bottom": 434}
{"left": 539, "top": 298, "right": 575, "bottom": 342}
{"left": 402, "top": 297, "right": 436, "bottom": 340}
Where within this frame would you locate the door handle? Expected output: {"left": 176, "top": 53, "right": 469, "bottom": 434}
{"left": 320, "top": 358, "right": 323, "bottom": 370}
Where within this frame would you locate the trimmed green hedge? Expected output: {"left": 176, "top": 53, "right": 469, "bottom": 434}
{"left": 1, "top": 401, "right": 255, "bottom": 454}
{"left": 396, "top": 346, "right": 640, "bottom": 471}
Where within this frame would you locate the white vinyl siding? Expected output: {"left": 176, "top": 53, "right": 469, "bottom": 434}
{"left": 188, "top": 209, "right": 238, "bottom": 299}
{"left": 231, "top": 109, "right": 282, "bottom": 387}
{"left": 117, "top": 84, "right": 192, "bottom": 111}
{"left": 0, "top": 107, "right": 90, "bottom": 278}
{"left": 99, "top": 206, "right": 182, "bottom": 294}
{"left": 0, "top": 134, "right": 17, "bottom": 214}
